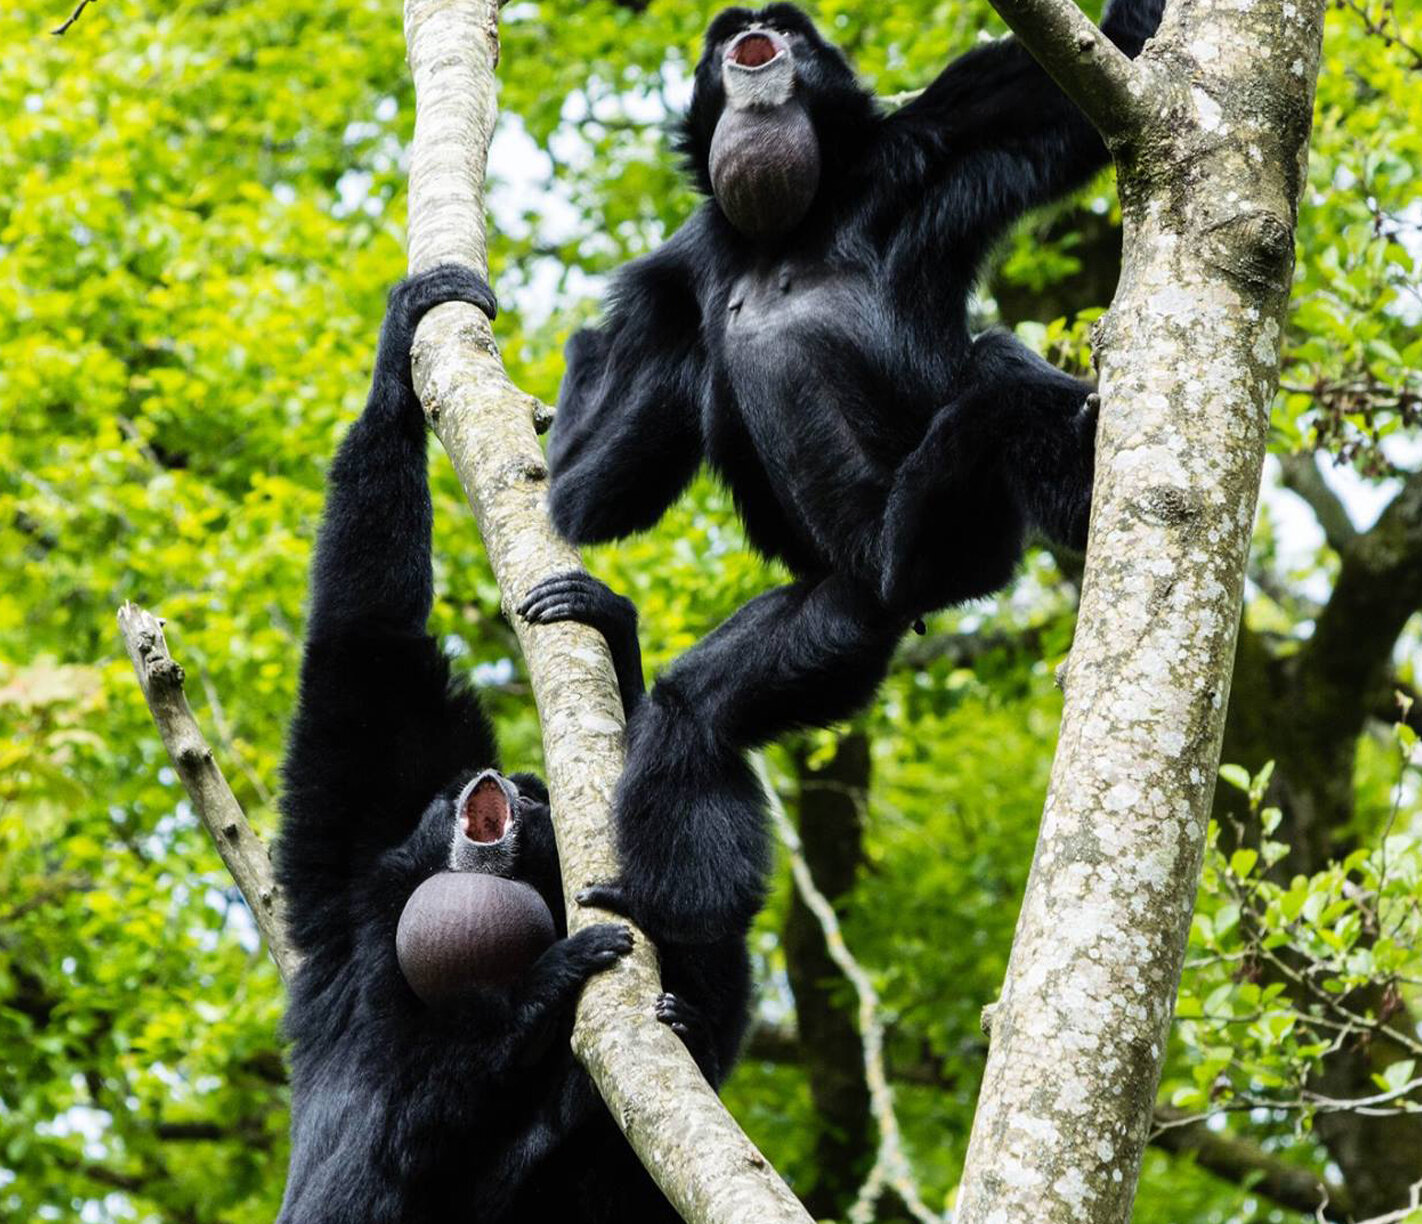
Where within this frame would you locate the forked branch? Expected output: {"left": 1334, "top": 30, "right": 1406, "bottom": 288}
{"left": 984, "top": 0, "right": 1151, "bottom": 145}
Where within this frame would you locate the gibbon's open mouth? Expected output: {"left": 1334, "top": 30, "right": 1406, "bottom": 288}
{"left": 458, "top": 771, "right": 515, "bottom": 844}
{"left": 725, "top": 30, "right": 785, "bottom": 69}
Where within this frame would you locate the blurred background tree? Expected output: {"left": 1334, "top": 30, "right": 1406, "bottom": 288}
{"left": 0, "top": 0, "right": 1417, "bottom": 1220}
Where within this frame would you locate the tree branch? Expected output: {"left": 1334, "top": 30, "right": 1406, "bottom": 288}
{"left": 983, "top": 0, "right": 1151, "bottom": 146}
{"left": 1302, "top": 468, "right": 1422, "bottom": 722}
{"left": 51, "top": 0, "right": 95, "bottom": 36}
{"left": 116, "top": 603, "right": 299, "bottom": 982}
{"left": 781, "top": 736, "right": 875, "bottom": 1218}
{"left": 1278, "top": 453, "right": 1358, "bottom": 553}
{"left": 400, "top": 2, "right": 809, "bottom": 1220}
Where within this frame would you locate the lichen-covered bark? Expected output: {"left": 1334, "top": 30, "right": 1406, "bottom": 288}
{"left": 955, "top": 0, "right": 1327, "bottom": 1220}
{"left": 401, "top": 2, "right": 812, "bottom": 1220}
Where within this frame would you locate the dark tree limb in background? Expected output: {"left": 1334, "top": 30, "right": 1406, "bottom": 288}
{"left": 1148, "top": 1108, "right": 1354, "bottom": 1220}
{"left": 953, "top": 0, "right": 1328, "bottom": 1216}
{"left": 1228, "top": 467, "right": 1422, "bottom": 876}
{"left": 1277, "top": 453, "right": 1358, "bottom": 553}
{"left": 1218, "top": 465, "right": 1422, "bottom": 1215}
{"left": 781, "top": 735, "right": 874, "bottom": 1218}
{"left": 760, "top": 753, "right": 936, "bottom": 1224}
{"left": 117, "top": 603, "right": 299, "bottom": 982}
{"left": 399, "top": 1, "right": 811, "bottom": 1220}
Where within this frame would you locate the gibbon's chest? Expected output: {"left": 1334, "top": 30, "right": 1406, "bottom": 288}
{"left": 718, "top": 261, "right": 873, "bottom": 366}
{"left": 711, "top": 259, "right": 908, "bottom": 460}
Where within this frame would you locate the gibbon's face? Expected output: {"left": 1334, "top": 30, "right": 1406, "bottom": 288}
{"left": 690, "top": 4, "right": 854, "bottom": 236}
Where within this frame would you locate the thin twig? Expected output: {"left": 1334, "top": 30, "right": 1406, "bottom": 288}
{"left": 1334, "top": 0, "right": 1422, "bottom": 69}
{"left": 51, "top": 0, "right": 94, "bottom": 36}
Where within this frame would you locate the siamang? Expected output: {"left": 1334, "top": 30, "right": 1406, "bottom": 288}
{"left": 275, "top": 265, "right": 751, "bottom": 1224}
{"left": 550, "top": 1, "right": 1166, "bottom": 944}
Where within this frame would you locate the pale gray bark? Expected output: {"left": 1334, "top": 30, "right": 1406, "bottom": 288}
{"left": 116, "top": 602, "right": 300, "bottom": 982}
{"left": 401, "top": 2, "right": 811, "bottom": 1220}
{"left": 954, "top": 0, "right": 1327, "bottom": 1220}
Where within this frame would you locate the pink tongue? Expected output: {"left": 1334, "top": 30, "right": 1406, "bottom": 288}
{"left": 732, "top": 34, "right": 777, "bottom": 67}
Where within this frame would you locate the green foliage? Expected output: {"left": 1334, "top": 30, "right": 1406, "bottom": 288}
{"left": 0, "top": 0, "right": 1417, "bottom": 1221}
{"left": 1172, "top": 754, "right": 1421, "bottom": 1122}
{"left": 1280, "top": 7, "right": 1422, "bottom": 472}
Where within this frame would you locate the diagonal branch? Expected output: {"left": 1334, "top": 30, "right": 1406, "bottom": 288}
{"left": 983, "top": 0, "right": 1151, "bottom": 145}
{"left": 400, "top": 2, "right": 810, "bottom": 1220}
{"left": 116, "top": 603, "right": 299, "bottom": 982}
{"left": 1298, "top": 468, "right": 1422, "bottom": 741}
{"left": 1278, "top": 453, "right": 1358, "bottom": 553}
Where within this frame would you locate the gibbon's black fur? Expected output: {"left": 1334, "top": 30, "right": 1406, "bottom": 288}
{"left": 550, "top": 1, "right": 1166, "bottom": 944}
{"left": 275, "top": 265, "right": 751, "bottom": 1224}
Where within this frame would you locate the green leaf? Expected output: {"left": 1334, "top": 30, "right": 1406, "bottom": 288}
{"left": 1377, "top": 1059, "right": 1417, "bottom": 1093}
{"left": 1219, "top": 763, "right": 1252, "bottom": 792}
{"left": 1230, "top": 848, "right": 1259, "bottom": 878}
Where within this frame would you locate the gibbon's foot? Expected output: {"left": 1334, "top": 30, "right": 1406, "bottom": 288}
{"left": 655, "top": 992, "right": 720, "bottom": 1080}
{"left": 654, "top": 992, "right": 700, "bottom": 1036}
{"left": 576, "top": 882, "right": 634, "bottom": 920}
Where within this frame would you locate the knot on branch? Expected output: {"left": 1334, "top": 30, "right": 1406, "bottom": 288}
{"left": 1202, "top": 209, "right": 1294, "bottom": 291}
{"left": 149, "top": 655, "right": 186, "bottom": 690}
{"left": 1138, "top": 484, "right": 1203, "bottom": 529}
{"left": 175, "top": 739, "right": 213, "bottom": 770}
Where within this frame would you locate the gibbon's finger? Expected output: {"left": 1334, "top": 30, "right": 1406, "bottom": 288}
{"left": 517, "top": 573, "right": 589, "bottom": 615}
{"left": 520, "top": 600, "right": 585, "bottom": 625}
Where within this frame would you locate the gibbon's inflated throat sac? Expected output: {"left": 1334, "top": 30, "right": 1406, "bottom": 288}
{"left": 708, "top": 27, "right": 821, "bottom": 238}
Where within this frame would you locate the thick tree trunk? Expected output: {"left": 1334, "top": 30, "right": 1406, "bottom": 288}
{"left": 954, "top": 0, "right": 1326, "bottom": 1220}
